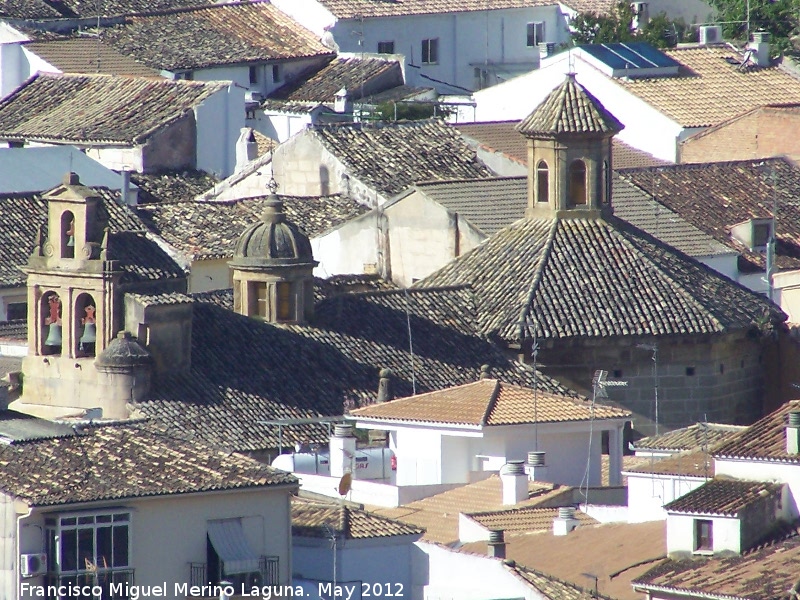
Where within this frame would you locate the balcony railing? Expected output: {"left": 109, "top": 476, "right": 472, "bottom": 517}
{"left": 188, "top": 556, "right": 279, "bottom": 595}
{"left": 47, "top": 569, "right": 135, "bottom": 599}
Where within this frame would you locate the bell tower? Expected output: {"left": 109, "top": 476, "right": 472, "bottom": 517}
{"left": 229, "top": 183, "right": 318, "bottom": 324}
{"left": 19, "top": 173, "right": 133, "bottom": 417}
{"left": 516, "top": 74, "right": 623, "bottom": 219}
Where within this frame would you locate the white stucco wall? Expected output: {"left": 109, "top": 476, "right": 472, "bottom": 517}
{"left": 15, "top": 486, "right": 294, "bottom": 599}
{"left": 294, "top": 536, "right": 419, "bottom": 599}
{"left": 666, "top": 513, "right": 741, "bottom": 554}
{"left": 473, "top": 51, "right": 684, "bottom": 162}
{"left": 85, "top": 146, "right": 145, "bottom": 173}
{"left": 194, "top": 84, "right": 245, "bottom": 178}
{"left": 418, "top": 542, "right": 552, "bottom": 600}
{"left": 271, "top": 0, "right": 337, "bottom": 37}
{"left": 773, "top": 269, "right": 800, "bottom": 324}
{"left": 0, "top": 494, "right": 20, "bottom": 600}
{"left": 626, "top": 473, "right": 706, "bottom": 523}
{"left": 189, "top": 258, "right": 232, "bottom": 293}
{"left": 698, "top": 253, "right": 739, "bottom": 282}
{"left": 254, "top": 110, "right": 315, "bottom": 144}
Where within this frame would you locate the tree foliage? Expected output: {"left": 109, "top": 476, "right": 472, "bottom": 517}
{"left": 570, "top": 1, "right": 693, "bottom": 48}
{"left": 705, "top": 0, "right": 800, "bottom": 53}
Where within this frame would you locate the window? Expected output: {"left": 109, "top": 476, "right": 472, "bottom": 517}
{"left": 6, "top": 301, "right": 26, "bottom": 321}
{"left": 377, "top": 41, "right": 395, "bottom": 54}
{"left": 276, "top": 282, "right": 293, "bottom": 322}
{"left": 686, "top": 366, "right": 696, "bottom": 376}
{"left": 753, "top": 222, "right": 771, "bottom": 247}
{"left": 602, "top": 159, "right": 611, "bottom": 204}
{"left": 569, "top": 160, "right": 587, "bottom": 206}
{"left": 249, "top": 282, "right": 268, "bottom": 319}
{"left": 536, "top": 160, "right": 549, "bottom": 203}
{"left": 695, "top": 519, "right": 712, "bottom": 552}
{"left": 46, "top": 511, "right": 133, "bottom": 598}
{"left": 249, "top": 65, "right": 258, "bottom": 85}
{"left": 421, "top": 38, "right": 439, "bottom": 64}
{"left": 175, "top": 71, "right": 193, "bottom": 81}
{"left": 42, "top": 291, "right": 62, "bottom": 355}
{"left": 527, "top": 22, "right": 545, "bottom": 47}
{"left": 272, "top": 64, "right": 281, "bottom": 83}
{"left": 61, "top": 211, "right": 75, "bottom": 259}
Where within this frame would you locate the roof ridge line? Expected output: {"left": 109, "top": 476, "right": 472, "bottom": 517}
{"left": 516, "top": 219, "right": 559, "bottom": 341}
{"left": 480, "top": 379, "right": 501, "bottom": 426}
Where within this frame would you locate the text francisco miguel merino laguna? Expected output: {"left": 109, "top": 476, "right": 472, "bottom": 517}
{"left": 19, "top": 582, "right": 330, "bottom": 599}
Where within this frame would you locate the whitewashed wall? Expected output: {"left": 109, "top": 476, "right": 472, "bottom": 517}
{"left": 16, "top": 486, "right": 294, "bottom": 599}
{"left": 626, "top": 473, "right": 706, "bottom": 523}
{"left": 195, "top": 84, "right": 245, "bottom": 178}
{"left": 666, "top": 513, "right": 741, "bottom": 554}
{"left": 189, "top": 258, "right": 232, "bottom": 293}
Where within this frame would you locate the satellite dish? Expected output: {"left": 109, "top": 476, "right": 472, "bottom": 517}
{"left": 338, "top": 472, "right": 352, "bottom": 496}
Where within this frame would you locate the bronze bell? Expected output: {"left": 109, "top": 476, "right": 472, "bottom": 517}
{"left": 79, "top": 323, "right": 96, "bottom": 349}
{"left": 44, "top": 323, "right": 62, "bottom": 347}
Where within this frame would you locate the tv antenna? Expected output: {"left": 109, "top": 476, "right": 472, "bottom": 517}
{"left": 637, "top": 342, "right": 660, "bottom": 436}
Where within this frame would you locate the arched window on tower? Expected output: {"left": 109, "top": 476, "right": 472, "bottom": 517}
{"left": 569, "top": 160, "right": 587, "bottom": 206}
{"left": 276, "top": 282, "right": 294, "bottom": 322}
{"left": 75, "top": 293, "right": 97, "bottom": 357}
{"left": 61, "top": 211, "right": 75, "bottom": 258}
{"left": 603, "top": 159, "right": 611, "bottom": 204}
{"left": 536, "top": 160, "right": 549, "bottom": 203}
{"left": 42, "top": 291, "right": 62, "bottom": 355}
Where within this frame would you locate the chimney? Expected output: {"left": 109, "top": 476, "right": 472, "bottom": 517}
{"left": 235, "top": 127, "right": 258, "bottom": 173}
{"left": 334, "top": 88, "right": 352, "bottom": 114}
{"left": 120, "top": 168, "right": 137, "bottom": 206}
{"left": 487, "top": 530, "right": 506, "bottom": 559}
{"left": 480, "top": 364, "right": 491, "bottom": 380}
{"left": 787, "top": 411, "right": 800, "bottom": 455}
{"left": 329, "top": 423, "right": 357, "bottom": 478}
{"left": 526, "top": 451, "right": 548, "bottom": 482}
{"left": 553, "top": 506, "right": 579, "bottom": 536}
{"left": 748, "top": 31, "right": 771, "bottom": 67}
{"left": 501, "top": 461, "right": 528, "bottom": 505}
{"left": 369, "top": 368, "right": 393, "bottom": 445}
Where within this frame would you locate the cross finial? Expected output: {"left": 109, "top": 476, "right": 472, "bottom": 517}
{"left": 267, "top": 177, "right": 279, "bottom": 195}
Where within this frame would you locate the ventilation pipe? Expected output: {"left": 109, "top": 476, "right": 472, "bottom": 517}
{"left": 501, "top": 461, "right": 528, "bottom": 505}
{"left": 787, "top": 411, "right": 800, "bottom": 455}
{"left": 526, "top": 451, "right": 547, "bottom": 482}
{"left": 553, "top": 506, "right": 579, "bottom": 536}
{"left": 330, "top": 423, "right": 356, "bottom": 478}
{"left": 487, "top": 530, "right": 506, "bottom": 559}
{"left": 749, "top": 31, "right": 771, "bottom": 67}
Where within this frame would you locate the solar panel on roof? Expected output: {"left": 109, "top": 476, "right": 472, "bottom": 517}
{"left": 580, "top": 42, "right": 680, "bottom": 76}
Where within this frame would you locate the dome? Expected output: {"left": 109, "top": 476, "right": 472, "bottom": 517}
{"left": 230, "top": 198, "right": 314, "bottom": 268}
{"left": 95, "top": 331, "right": 152, "bottom": 371}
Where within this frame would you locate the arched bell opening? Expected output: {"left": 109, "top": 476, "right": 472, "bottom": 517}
{"left": 569, "top": 160, "right": 587, "bottom": 206}
{"left": 61, "top": 211, "right": 75, "bottom": 259}
{"left": 41, "top": 291, "right": 62, "bottom": 356}
{"left": 75, "top": 293, "right": 97, "bottom": 357}
{"left": 536, "top": 160, "right": 549, "bottom": 204}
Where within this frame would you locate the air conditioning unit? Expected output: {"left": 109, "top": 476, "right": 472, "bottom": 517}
{"left": 699, "top": 25, "right": 722, "bottom": 45}
{"left": 244, "top": 90, "right": 263, "bottom": 104}
{"left": 20, "top": 553, "right": 47, "bottom": 578}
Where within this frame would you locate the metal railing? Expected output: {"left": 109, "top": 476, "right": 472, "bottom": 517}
{"left": 188, "top": 556, "right": 279, "bottom": 592}
{"left": 47, "top": 569, "right": 135, "bottom": 599}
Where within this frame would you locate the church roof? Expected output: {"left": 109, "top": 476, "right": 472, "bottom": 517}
{"left": 516, "top": 75, "right": 624, "bottom": 137}
{"left": 415, "top": 216, "right": 785, "bottom": 343}
{"left": 0, "top": 189, "right": 185, "bottom": 288}
{"left": 231, "top": 198, "right": 314, "bottom": 268}
{"left": 136, "top": 286, "right": 576, "bottom": 452}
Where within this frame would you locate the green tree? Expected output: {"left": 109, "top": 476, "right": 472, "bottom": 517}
{"left": 570, "top": 1, "right": 690, "bottom": 48}
{"left": 705, "top": 0, "right": 799, "bottom": 53}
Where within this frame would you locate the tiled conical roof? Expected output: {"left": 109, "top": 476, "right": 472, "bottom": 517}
{"left": 516, "top": 74, "right": 624, "bottom": 137}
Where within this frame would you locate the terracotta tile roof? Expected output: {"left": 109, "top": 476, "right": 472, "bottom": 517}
{"left": 0, "top": 189, "right": 185, "bottom": 287}
{"left": 601, "top": 454, "right": 653, "bottom": 485}
{"left": 415, "top": 215, "right": 784, "bottom": 343}
{"left": 466, "top": 505, "right": 597, "bottom": 533}
{"left": 611, "top": 174, "right": 735, "bottom": 259}
{"left": 517, "top": 75, "right": 623, "bottom": 137}
{"left": 633, "top": 527, "right": 800, "bottom": 599}
{"left": 512, "top": 566, "right": 615, "bottom": 600}
{"left": 24, "top": 38, "right": 159, "bottom": 77}
{"left": 313, "top": 274, "right": 397, "bottom": 303}
{"left": 6, "top": 0, "right": 210, "bottom": 18}
{"left": 270, "top": 56, "right": 404, "bottom": 102}
{"left": 619, "top": 157, "right": 800, "bottom": 272}
{"left": 0, "top": 410, "right": 75, "bottom": 442}
{"left": 714, "top": 400, "right": 800, "bottom": 464}
{"left": 371, "top": 474, "right": 570, "bottom": 544}
{"left": 463, "top": 521, "right": 667, "bottom": 600}
{"left": 625, "top": 449, "right": 714, "bottom": 478}
{"left": 130, "top": 171, "right": 221, "bottom": 205}
{"left": 618, "top": 46, "right": 800, "bottom": 128}
{"left": 135, "top": 194, "right": 367, "bottom": 260}
{"left": 135, "top": 286, "right": 573, "bottom": 452}
{"left": 292, "top": 499, "right": 424, "bottom": 540}
{"left": 315, "top": 0, "right": 557, "bottom": 18}
{"left": 0, "top": 421, "right": 296, "bottom": 507}
{"left": 455, "top": 120, "right": 667, "bottom": 169}
{"left": 633, "top": 422, "right": 747, "bottom": 452}
{"left": 412, "top": 177, "right": 527, "bottom": 236}
{"left": 125, "top": 292, "right": 192, "bottom": 307}
{"left": 104, "top": 3, "right": 333, "bottom": 71}
{"left": 664, "top": 478, "right": 782, "bottom": 516}
{"left": 351, "top": 379, "right": 626, "bottom": 426}
{"left": 0, "top": 73, "right": 227, "bottom": 145}
{"left": 558, "top": 0, "right": 617, "bottom": 14}
{"left": 310, "top": 119, "right": 495, "bottom": 197}
{"left": 0, "top": 320, "right": 27, "bottom": 342}
{"left": 361, "top": 85, "right": 435, "bottom": 104}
